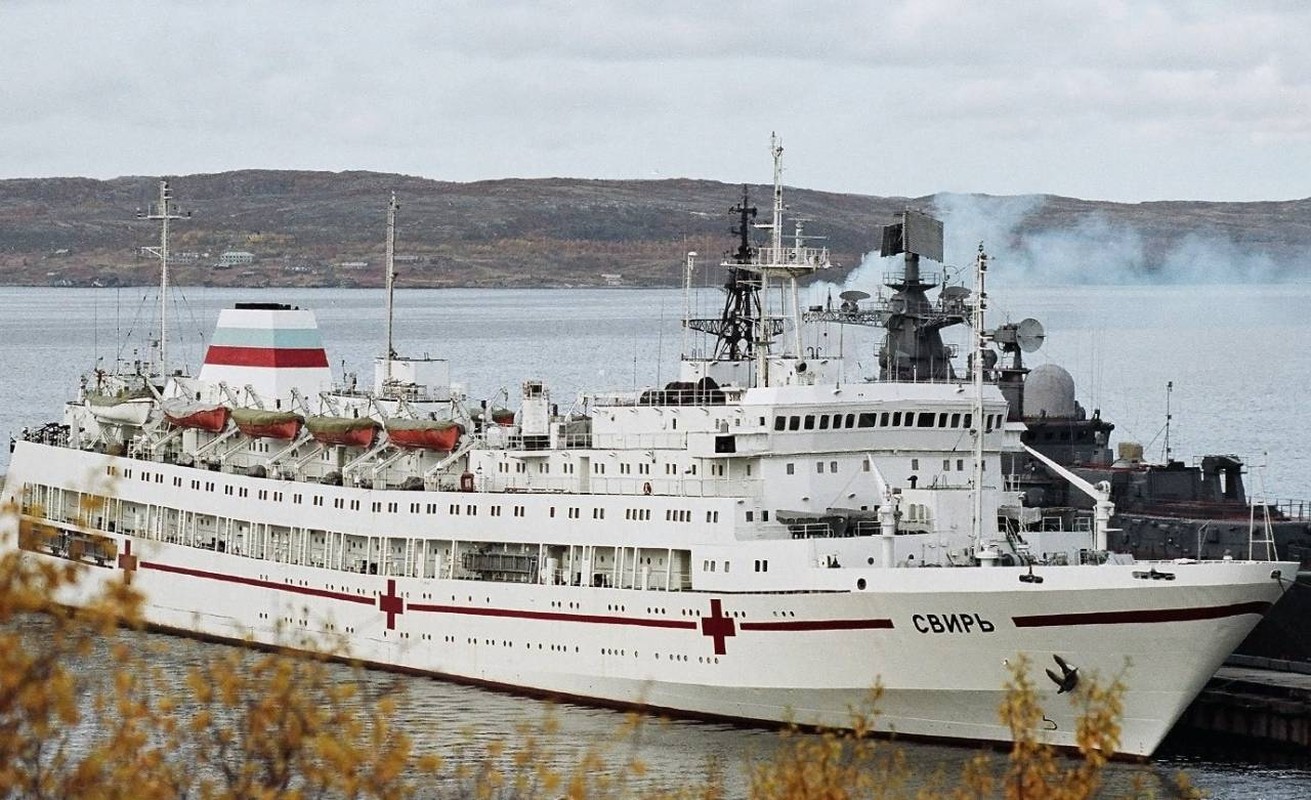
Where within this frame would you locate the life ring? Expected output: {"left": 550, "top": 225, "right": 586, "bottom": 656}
{"left": 642, "top": 481, "right": 652, "bottom": 496}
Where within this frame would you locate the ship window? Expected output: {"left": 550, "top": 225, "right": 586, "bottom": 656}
{"left": 762, "top": 510, "right": 769, "bottom": 522}
{"left": 293, "top": 494, "right": 302, "bottom": 504}
{"left": 388, "top": 502, "right": 398, "bottom": 513}
{"left": 746, "top": 511, "right": 754, "bottom": 522}
{"left": 863, "top": 460, "right": 871, "bottom": 472}
{"left": 878, "top": 412, "right": 888, "bottom": 426}
{"left": 762, "top": 560, "right": 768, "bottom": 572}
{"left": 786, "top": 463, "right": 794, "bottom": 475}
{"left": 803, "top": 415, "right": 815, "bottom": 430}
{"left": 774, "top": 416, "right": 785, "bottom": 431}
{"left": 944, "top": 459, "right": 951, "bottom": 470}
{"left": 549, "top": 507, "right": 556, "bottom": 518}
{"left": 858, "top": 413, "right": 875, "bottom": 428}
{"left": 830, "top": 461, "right": 838, "bottom": 473}
{"left": 918, "top": 413, "right": 935, "bottom": 428}
{"left": 671, "top": 418, "right": 678, "bottom": 430}
{"left": 350, "top": 500, "right": 360, "bottom": 511}
{"left": 819, "top": 415, "right": 830, "bottom": 430}
{"left": 788, "top": 416, "right": 800, "bottom": 431}
{"left": 816, "top": 462, "right": 824, "bottom": 474}
{"left": 911, "top": 458, "right": 919, "bottom": 470}
{"left": 957, "top": 459, "right": 964, "bottom": 471}
{"left": 951, "top": 413, "right": 961, "bottom": 427}
{"left": 724, "top": 561, "right": 730, "bottom": 573}
{"left": 892, "top": 412, "right": 902, "bottom": 426}
{"left": 963, "top": 413, "right": 973, "bottom": 429}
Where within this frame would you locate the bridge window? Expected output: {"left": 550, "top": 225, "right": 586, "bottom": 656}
{"left": 858, "top": 413, "right": 875, "bottom": 428}
{"left": 819, "top": 415, "right": 830, "bottom": 430}
{"left": 804, "top": 415, "right": 815, "bottom": 430}
{"left": 774, "top": 416, "right": 786, "bottom": 431}
{"left": 892, "top": 412, "right": 903, "bottom": 426}
{"left": 788, "top": 416, "right": 800, "bottom": 431}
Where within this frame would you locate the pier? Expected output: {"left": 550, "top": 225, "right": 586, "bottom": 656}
{"left": 1172, "top": 655, "right": 1311, "bottom": 752}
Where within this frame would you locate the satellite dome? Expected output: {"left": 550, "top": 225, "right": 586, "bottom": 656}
{"left": 1025, "top": 364, "right": 1078, "bottom": 419}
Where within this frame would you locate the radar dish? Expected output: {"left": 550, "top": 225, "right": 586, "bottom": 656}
{"left": 839, "top": 290, "right": 871, "bottom": 302}
{"left": 1016, "top": 318, "right": 1045, "bottom": 352}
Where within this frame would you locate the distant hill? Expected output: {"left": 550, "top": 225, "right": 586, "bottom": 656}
{"left": 0, "top": 170, "right": 1307, "bottom": 288}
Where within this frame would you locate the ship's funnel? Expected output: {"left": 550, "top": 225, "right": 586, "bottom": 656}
{"left": 197, "top": 303, "right": 333, "bottom": 408}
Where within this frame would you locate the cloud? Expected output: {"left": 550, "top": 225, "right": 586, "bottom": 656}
{"left": 2, "top": 1, "right": 1310, "bottom": 201}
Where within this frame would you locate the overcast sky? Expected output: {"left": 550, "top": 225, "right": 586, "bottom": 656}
{"left": 3, "top": 1, "right": 1308, "bottom": 202}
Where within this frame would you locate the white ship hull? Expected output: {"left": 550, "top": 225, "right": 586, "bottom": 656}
{"left": 2, "top": 441, "right": 1291, "bottom": 757}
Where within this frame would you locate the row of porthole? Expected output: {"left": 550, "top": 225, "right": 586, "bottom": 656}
{"left": 550, "top": 601, "right": 581, "bottom": 609}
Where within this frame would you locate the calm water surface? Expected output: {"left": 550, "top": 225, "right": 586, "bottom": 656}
{"left": 2, "top": 283, "right": 1310, "bottom": 797}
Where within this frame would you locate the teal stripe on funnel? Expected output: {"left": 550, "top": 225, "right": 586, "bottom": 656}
{"left": 209, "top": 327, "right": 325, "bottom": 348}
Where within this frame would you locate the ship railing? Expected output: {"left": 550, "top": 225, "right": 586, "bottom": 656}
{"left": 755, "top": 245, "right": 830, "bottom": 269}
{"left": 1271, "top": 499, "right": 1311, "bottom": 521}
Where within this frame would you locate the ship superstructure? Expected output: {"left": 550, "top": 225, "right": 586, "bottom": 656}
{"left": 1, "top": 143, "right": 1297, "bottom": 757}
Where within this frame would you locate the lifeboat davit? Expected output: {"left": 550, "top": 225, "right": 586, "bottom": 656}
{"left": 385, "top": 418, "right": 463, "bottom": 451}
{"left": 162, "top": 399, "right": 230, "bottom": 433}
{"left": 231, "top": 408, "right": 304, "bottom": 440}
{"left": 305, "top": 415, "right": 381, "bottom": 448}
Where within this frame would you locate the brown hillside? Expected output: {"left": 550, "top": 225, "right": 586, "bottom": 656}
{"left": 0, "top": 171, "right": 1307, "bottom": 287}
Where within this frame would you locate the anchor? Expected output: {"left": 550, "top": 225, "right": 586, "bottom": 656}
{"left": 1045, "top": 654, "right": 1079, "bottom": 694}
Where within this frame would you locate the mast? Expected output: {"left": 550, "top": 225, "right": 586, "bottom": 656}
{"left": 970, "top": 243, "right": 989, "bottom": 547}
{"left": 681, "top": 250, "right": 697, "bottom": 358}
{"left": 682, "top": 186, "right": 762, "bottom": 361}
{"left": 384, "top": 192, "right": 400, "bottom": 383}
{"left": 138, "top": 179, "right": 189, "bottom": 378}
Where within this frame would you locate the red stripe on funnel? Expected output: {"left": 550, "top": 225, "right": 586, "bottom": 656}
{"left": 203, "top": 345, "right": 330, "bottom": 368}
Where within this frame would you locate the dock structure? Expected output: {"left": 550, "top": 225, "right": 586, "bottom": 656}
{"left": 1175, "top": 657, "right": 1311, "bottom": 751}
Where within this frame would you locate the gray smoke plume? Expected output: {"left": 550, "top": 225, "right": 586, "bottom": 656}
{"left": 821, "top": 192, "right": 1300, "bottom": 297}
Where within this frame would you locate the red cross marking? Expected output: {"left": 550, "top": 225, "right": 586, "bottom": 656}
{"left": 700, "top": 598, "right": 736, "bottom": 655}
{"left": 117, "top": 540, "right": 139, "bottom": 585}
{"left": 378, "top": 579, "right": 405, "bottom": 630}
